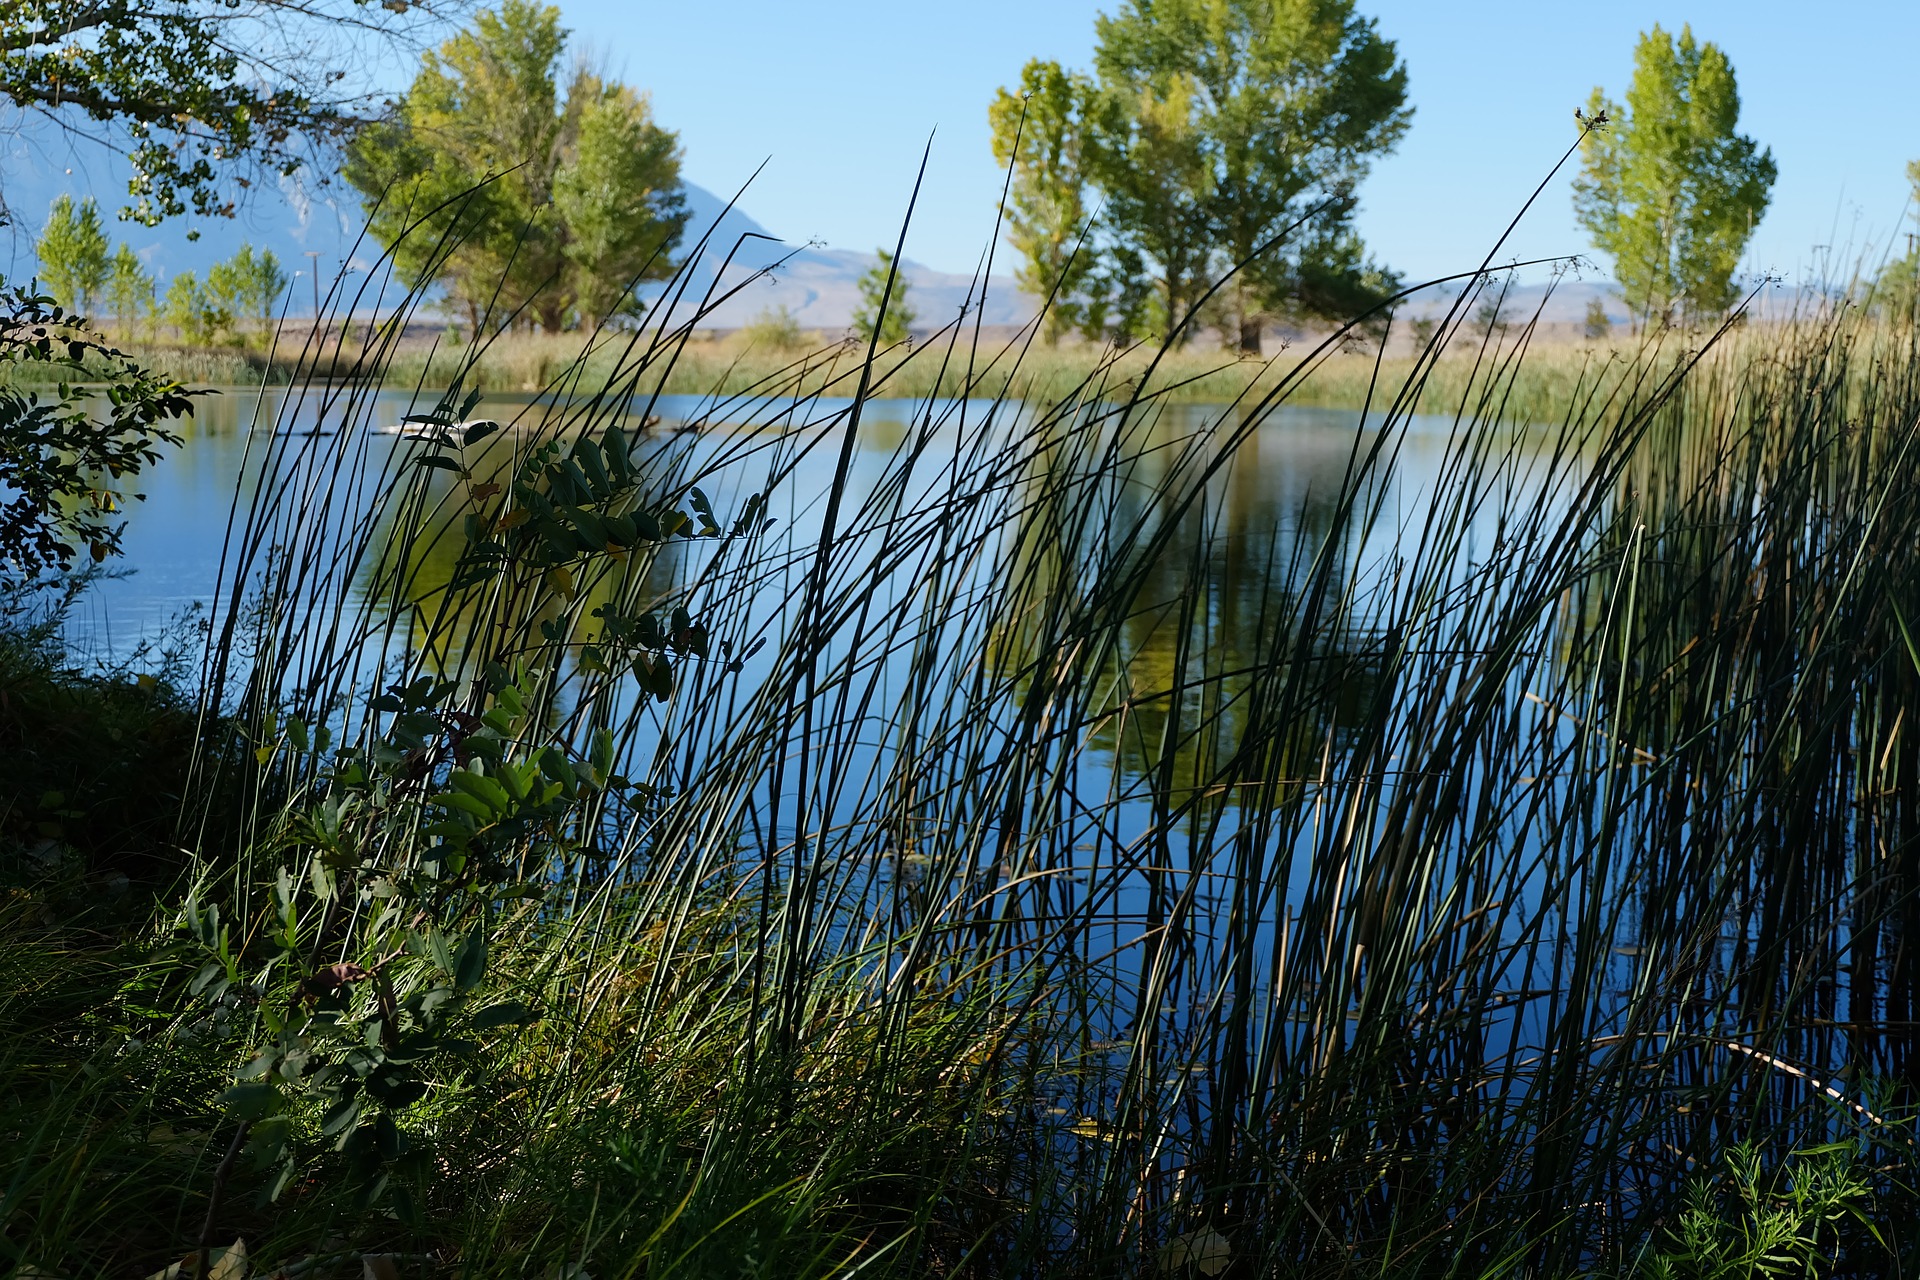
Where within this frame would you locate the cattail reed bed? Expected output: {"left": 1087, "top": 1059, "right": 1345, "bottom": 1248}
{"left": 6, "top": 247, "right": 1920, "bottom": 1278}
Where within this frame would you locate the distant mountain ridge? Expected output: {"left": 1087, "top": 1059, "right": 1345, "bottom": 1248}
{"left": 4, "top": 136, "right": 1805, "bottom": 334}
{"left": 0, "top": 136, "right": 1033, "bottom": 330}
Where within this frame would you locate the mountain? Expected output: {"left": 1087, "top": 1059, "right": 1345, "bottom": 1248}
{"left": 4, "top": 134, "right": 1800, "bottom": 335}
{"left": 665, "top": 182, "right": 1033, "bottom": 331}
{"left": 0, "top": 134, "right": 1033, "bottom": 330}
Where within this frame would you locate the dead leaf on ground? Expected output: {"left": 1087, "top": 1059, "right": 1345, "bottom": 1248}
{"left": 144, "top": 1239, "right": 247, "bottom": 1280}
{"left": 1158, "top": 1227, "right": 1230, "bottom": 1276}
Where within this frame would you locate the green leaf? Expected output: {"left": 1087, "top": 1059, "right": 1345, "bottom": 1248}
{"left": 573, "top": 439, "right": 609, "bottom": 492}
{"left": 368, "top": 1074, "right": 428, "bottom": 1110}
{"left": 497, "top": 761, "right": 532, "bottom": 803}
{"left": 454, "top": 922, "right": 488, "bottom": 992}
{"left": 462, "top": 418, "right": 501, "bottom": 445}
{"left": 235, "top": 1051, "right": 278, "bottom": 1080}
{"left": 538, "top": 745, "right": 576, "bottom": 786}
{"left": 320, "top": 1093, "right": 363, "bottom": 1137}
{"left": 590, "top": 728, "right": 614, "bottom": 783}
{"left": 222, "top": 1081, "right": 281, "bottom": 1119}
{"left": 436, "top": 789, "right": 497, "bottom": 823}
{"left": 449, "top": 769, "right": 511, "bottom": 813}
{"left": 189, "top": 960, "right": 226, "bottom": 995}
{"left": 472, "top": 1000, "right": 537, "bottom": 1030}
{"left": 603, "top": 426, "right": 631, "bottom": 480}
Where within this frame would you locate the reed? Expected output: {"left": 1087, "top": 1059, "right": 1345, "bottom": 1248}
{"left": 7, "top": 190, "right": 1920, "bottom": 1279}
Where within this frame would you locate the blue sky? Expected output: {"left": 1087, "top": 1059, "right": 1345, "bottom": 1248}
{"left": 563, "top": 0, "right": 1920, "bottom": 286}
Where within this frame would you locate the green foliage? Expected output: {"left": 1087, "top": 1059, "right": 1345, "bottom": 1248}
{"left": 1584, "top": 295, "right": 1613, "bottom": 341}
{"left": 0, "top": 0, "right": 455, "bottom": 225}
{"left": 0, "top": 585, "right": 214, "bottom": 885}
{"left": 991, "top": 0, "right": 1410, "bottom": 352}
{"left": 989, "top": 60, "right": 1101, "bottom": 345}
{"left": 179, "top": 668, "right": 589, "bottom": 1217}
{"left": 851, "top": 248, "right": 914, "bottom": 347}
{"left": 205, "top": 243, "right": 290, "bottom": 335}
{"left": 1642, "top": 1142, "right": 1884, "bottom": 1279}
{"left": 35, "top": 195, "right": 110, "bottom": 313}
{"left": 1468, "top": 275, "right": 1513, "bottom": 339}
{"left": 106, "top": 244, "right": 157, "bottom": 338}
{"left": 1573, "top": 24, "right": 1776, "bottom": 326}
{"left": 1871, "top": 159, "right": 1920, "bottom": 319}
{"left": 163, "top": 271, "right": 232, "bottom": 344}
{"left": 21, "top": 157, "right": 1920, "bottom": 1274}
{"left": 741, "top": 303, "right": 806, "bottom": 351}
{"left": 0, "top": 283, "right": 194, "bottom": 576}
{"left": 429, "top": 403, "right": 727, "bottom": 698}
{"left": 552, "top": 79, "right": 687, "bottom": 323}
{"left": 343, "top": 0, "right": 689, "bottom": 333}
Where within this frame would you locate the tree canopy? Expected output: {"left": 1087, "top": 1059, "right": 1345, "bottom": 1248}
{"left": 35, "top": 195, "right": 109, "bottom": 312}
{"left": 343, "top": 0, "right": 687, "bottom": 334}
{"left": 1573, "top": 24, "right": 1775, "bottom": 327}
{"left": 1, "top": 0, "right": 467, "bottom": 226}
{"left": 851, "top": 249, "right": 914, "bottom": 347}
{"left": 1871, "top": 160, "right": 1920, "bottom": 318}
{"left": 105, "top": 244, "right": 154, "bottom": 336}
{"left": 989, "top": 62, "right": 1099, "bottom": 346}
{"left": 206, "top": 243, "right": 290, "bottom": 333}
{"left": 990, "top": 0, "right": 1410, "bottom": 353}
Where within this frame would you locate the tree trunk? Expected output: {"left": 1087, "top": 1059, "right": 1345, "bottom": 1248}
{"left": 1239, "top": 315, "right": 1263, "bottom": 356}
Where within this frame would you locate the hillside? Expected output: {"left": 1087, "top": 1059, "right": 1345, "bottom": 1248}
{"left": 0, "top": 134, "right": 1034, "bottom": 331}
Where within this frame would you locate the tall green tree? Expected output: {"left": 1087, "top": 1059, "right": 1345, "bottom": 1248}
{"left": 36, "top": 196, "right": 110, "bottom": 313}
{"left": 989, "top": 61, "right": 1100, "bottom": 345}
{"left": 164, "top": 271, "right": 230, "bottom": 344}
{"left": 553, "top": 79, "right": 687, "bottom": 323}
{"left": 1083, "top": 67, "right": 1215, "bottom": 345}
{"left": 1573, "top": 24, "right": 1775, "bottom": 327}
{"left": 1872, "top": 160, "right": 1920, "bottom": 318}
{"left": 851, "top": 249, "right": 914, "bottom": 347}
{"left": 2, "top": 0, "right": 468, "bottom": 226}
{"left": 106, "top": 245, "right": 157, "bottom": 338}
{"left": 991, "top": 0, "right": 1410, "bottom": 353}
{"left": 344, "top": 0, "right": 687, "bottom": 333}
{"left": 1091, "top": 0, "right": 1411, "bottom": 353}
{"left": 207, "top": 243, "right": 290, "bottom": 335}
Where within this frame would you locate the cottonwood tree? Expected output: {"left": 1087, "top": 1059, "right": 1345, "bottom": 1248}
{"left": 207, "top": 243, "right": 290, "bottom": 336}
{"left": 164, "top": 271, "right": 229, "bottom": 344}
{"left": 1872, "top": 160, "right": 1920, "bottom": 318}
{"left": 989, "top": 0, "right": 1410, "bottom": 353}
{"left": 344, "top": 0, "right": 687, "bottom": 333}
{"left": 1, "top": 0, "right": 468, "bottom": 226}
{"left": 1583, "top": 296, "right": 1612, "bottom": 341}
{"left": 851, "top": 249, "right": 914, "bottom": 347}
{"left": 106, "top": 244, "right": 155, "bottom": 337}
{"left": 989, "top": 61, "right": 1100, "bottom": 345}
{"left": 35, "top": 195, "right": 109, "bottom": 312}
{"left": 1573, "top": 24, "right": 1775, "bottom": 327}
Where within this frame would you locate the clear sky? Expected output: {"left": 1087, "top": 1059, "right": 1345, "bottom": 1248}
{"left": 557, "top": 0, "right": 1920, "bottom": 287}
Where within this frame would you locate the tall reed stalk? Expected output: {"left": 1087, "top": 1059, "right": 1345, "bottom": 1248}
{"left": 8, "top": 194, "right": 1920, "bottom": 1278}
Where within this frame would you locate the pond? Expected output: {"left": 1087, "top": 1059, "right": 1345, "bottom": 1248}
{"left": 79, "top": 383, "right": 1514, "bottom": 704}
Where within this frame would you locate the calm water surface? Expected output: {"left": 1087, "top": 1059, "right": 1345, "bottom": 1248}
{"left": 79, "top": 385, "right": 1519, "bottom": 674}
